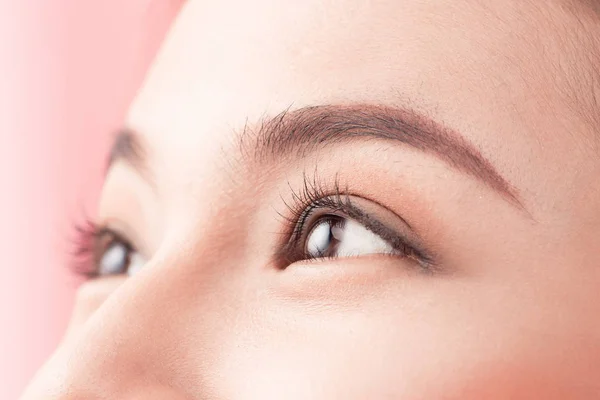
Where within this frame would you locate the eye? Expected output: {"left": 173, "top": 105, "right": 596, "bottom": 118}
{"left": 96, "top": 232, "right": 145, "bottom": 276}
{"left": 281, "top": 192, "right": 434, "bottom": 269}
{"left": 306, "top": 215, "right": 394, "bottom": 258}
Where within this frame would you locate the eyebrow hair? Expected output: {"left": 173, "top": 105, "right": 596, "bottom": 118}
{"left": 109, "top": 104, "right": 522, "bottom": 208}
{"left": 109, "top": 129, "right": 144, "bottom": 166}
{"left": 242, "top": 104, "right": 522, "bottom": 207}
{"left": 107, "top": 128, "right": 152, "bottom": 184}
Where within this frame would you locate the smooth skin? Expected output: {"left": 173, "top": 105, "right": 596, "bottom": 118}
{"left": 23, "top": 0, "right": 600, "bottom": 398}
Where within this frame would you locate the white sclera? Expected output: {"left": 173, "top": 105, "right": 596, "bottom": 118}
{"left": 127, "top": 253, "right": 146, "bottom": 276}
{"left": 98, "top": 242, "right": 145, "bottom": 276}
{"left": 306, "top": 221, "right": 335, "bottom": 256}
{"left": 99, "top": 243, "right": 129, "bottom": 275}
{"left": 306, "top": 217, "right": 393, "bottom": 258}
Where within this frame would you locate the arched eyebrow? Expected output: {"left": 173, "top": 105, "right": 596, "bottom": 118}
{"left": 108, "top": 128, "right": 145, "bottom": 169}
{"left": 108, "top": 104, "right": 523, "bottom": 209}
{"left": 107, "top": 127, "right": 155, "bottom": 189}
{"left": 242, "top": 104, "right": 522, "bottom": 208}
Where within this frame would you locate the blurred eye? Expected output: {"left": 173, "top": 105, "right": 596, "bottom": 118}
{"left": 96, "top": 233, "right": 145, "bottom": 276}
{"left": 306, "top": 215, "right": 394, "bottom": 258}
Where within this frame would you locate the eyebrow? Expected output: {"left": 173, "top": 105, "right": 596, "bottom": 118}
{"left": 107, "top": 127, "right": 152, "bottom": 186}
{"left": 109, "top": 129, "right": 144, "bottom": 166}
{"left": 244, "top": 104, "right": 521, "bottom": 207}
{"left": 109, "top": 104, "right": 522, "bottom": 208}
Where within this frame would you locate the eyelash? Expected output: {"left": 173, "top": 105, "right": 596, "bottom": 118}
{"left": 68, "top": 172, "right": 433, "bottom": 278}
{"left": 68, "top": 219, "right": 134, "bottom": 279}
{"left": 276, "top": 171, "right": 434, "bottom": 269}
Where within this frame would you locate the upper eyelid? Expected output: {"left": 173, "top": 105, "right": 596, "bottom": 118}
{"left": 277, "top": 170, "right": 437, "bottom": 267}
{"left": 83, "top": 227, "right": 138, "bottom": 277}
{"left": 100, "top": 218, "right": 150, "bottom": 255}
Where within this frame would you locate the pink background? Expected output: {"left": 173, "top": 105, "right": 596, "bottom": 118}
{"left": 0, "top": 2, "right": 179, "bottom": 397}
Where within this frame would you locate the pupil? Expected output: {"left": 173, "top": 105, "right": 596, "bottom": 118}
{"left": 306, "top": 216, "right": 345, "bottom": 258}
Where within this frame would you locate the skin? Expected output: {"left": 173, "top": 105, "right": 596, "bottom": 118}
{"left": 23, "top": 0, "right": 600, "bottom": 398}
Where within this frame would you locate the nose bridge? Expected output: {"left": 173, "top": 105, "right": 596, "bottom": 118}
{"left": 25, "top": 247, "right": 239, "bottom": 399}
{"left": 22, "top": 183, "right": 258, "bottom": 398}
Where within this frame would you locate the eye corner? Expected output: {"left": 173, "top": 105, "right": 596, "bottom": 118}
{"left": 68, "top": 221, "right": 144, "bottom": 280}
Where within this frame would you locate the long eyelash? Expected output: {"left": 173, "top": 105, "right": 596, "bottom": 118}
{"left": 282, "top": 170, "right": 350, "bottom": 240}
{"left": 276, "top": 169, "right": 436, "bottom": 270}
{"left": 68, "top": 218, "right": 103, "bottom": 279}
{"left": 274, "top": 169, "right": 344, "bottom": 263}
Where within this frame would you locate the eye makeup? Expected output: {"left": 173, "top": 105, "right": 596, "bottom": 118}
{"left": 274, "top": 171, "right": 437, "bottom": 272}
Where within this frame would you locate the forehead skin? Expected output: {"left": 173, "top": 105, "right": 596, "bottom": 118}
{"left": 130, "top": 0, "right": 599, "bottom": 216}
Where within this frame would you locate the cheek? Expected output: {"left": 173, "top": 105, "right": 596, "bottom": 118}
{"left": 54, "top": 254, "right": 600, "bottom": 398}
{"left": 205, "top": 273, "right": 595, "bottom": 399}
{"left": 63, "top": 277, "right": 126, "bottom": 343}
